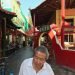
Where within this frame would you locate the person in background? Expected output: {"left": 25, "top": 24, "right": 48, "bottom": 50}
{"left": 19, "top": 45, "right": 54, "bottom": 75}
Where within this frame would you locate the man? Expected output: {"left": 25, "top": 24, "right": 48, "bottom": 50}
{"left": 19, "top": 46, "right": 54, "bottom": 75}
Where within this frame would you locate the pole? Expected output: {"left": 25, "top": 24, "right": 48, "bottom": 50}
{"left": 61, "top": 0, "right": 65, "bottom": 48}
{"left": 61, "top": 0, "right": 65, "bottom": 21}
{"left": 33, "top": 13, "right": 35, "bottom": 48}
{"left": 1, "top": 18, "right": 6, "bottom": 57}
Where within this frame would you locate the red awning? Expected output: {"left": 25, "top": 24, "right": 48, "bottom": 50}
{"left": 25, "top": 27, "right": 39, "bottom": 36}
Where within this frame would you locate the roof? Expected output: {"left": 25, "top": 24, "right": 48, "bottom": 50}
{"left": 31, "top": 0, "right": 75, "bottom": 26}
{"left": 0, "top": 8, "right": 17, "bottom": 19}
{"left": 0, "top": 8, "right": 18, "bottom": 29}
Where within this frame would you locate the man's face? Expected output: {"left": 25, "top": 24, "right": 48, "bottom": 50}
{"left": 33, "top": 51, "right": 46, "bottom": 69}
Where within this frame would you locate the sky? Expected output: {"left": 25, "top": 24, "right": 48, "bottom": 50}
{"left": 20, "top": 0, "right": 45, "bottom": 19}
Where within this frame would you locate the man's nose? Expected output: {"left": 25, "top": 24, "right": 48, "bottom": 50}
{"left": 37, "top": 59, "right": 42, "bottom": 64}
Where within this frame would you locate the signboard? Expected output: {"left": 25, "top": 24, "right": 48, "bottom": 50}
{"left": 39, "top": 25, "right": 50, "bottom": 32}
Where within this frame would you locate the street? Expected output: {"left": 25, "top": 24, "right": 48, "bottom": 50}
{"left": 6, "top": 46, "right": 75, "bottom": 75}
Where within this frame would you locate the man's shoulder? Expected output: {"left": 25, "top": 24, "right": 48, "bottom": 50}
{"left": 44, "top": 62, "right": 52, "bottom": 69}
{"left": 22, "top": 58, "right": 33, "bottom": 65}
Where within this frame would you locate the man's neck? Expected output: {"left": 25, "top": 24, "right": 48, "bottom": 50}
{"left": 32, "top": 61, "right": 42, "bottom": 73}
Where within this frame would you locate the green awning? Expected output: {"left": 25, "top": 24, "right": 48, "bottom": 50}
{"left": 7, "top": 19, "right": 22, "bottom": 29}
{"left": 20, "top": 9, "right": 29, "bottom": 31}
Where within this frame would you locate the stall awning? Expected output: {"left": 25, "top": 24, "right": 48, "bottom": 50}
{"left": 6, "top": 19, "right": 21, "bottom": 29}
{"left": 25, "top": 27, "right": 39, "bottom": 36}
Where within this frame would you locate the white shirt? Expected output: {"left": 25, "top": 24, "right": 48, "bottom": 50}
{"left": 19, "top": 58, "right": 54, "bottom": 75}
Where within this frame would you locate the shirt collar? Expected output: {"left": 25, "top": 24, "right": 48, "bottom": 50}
{"left": 42, "top": 62, "right": 47, "bottom": 70}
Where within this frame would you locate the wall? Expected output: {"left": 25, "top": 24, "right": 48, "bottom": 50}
{"left": 56, "top": 8, "right": 75, "bottom": 26}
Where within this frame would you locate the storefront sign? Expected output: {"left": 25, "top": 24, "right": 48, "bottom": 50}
{"left": 39, "top": 25, "right": 50, "bottom": 32}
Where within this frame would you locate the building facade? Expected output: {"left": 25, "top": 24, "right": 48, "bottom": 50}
{"left": 0, "top": 0, "right": 29, "bottom": 57}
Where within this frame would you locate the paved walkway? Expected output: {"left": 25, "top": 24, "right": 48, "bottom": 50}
{"left": 6, "top": 46, "right": 34, "bottom": 75}
{"left": 6, "top": 46, "right": 75, "bottom": 75}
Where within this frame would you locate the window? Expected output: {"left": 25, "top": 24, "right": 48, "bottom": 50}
{"left": 64, "top": 18, "right": 74, "bottom": 26}
{"left": 64, "top": 18, "right": 75, "bottom": 49}
{"left": 64, "top": 34, "right": 73, "bottom": 42}
{"left": 64, "top": 34, "right": 75, "bottom": 49}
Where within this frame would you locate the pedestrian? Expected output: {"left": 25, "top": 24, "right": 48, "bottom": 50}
{"left": 18, "top": 45, "right": 54, "bottom": 75}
